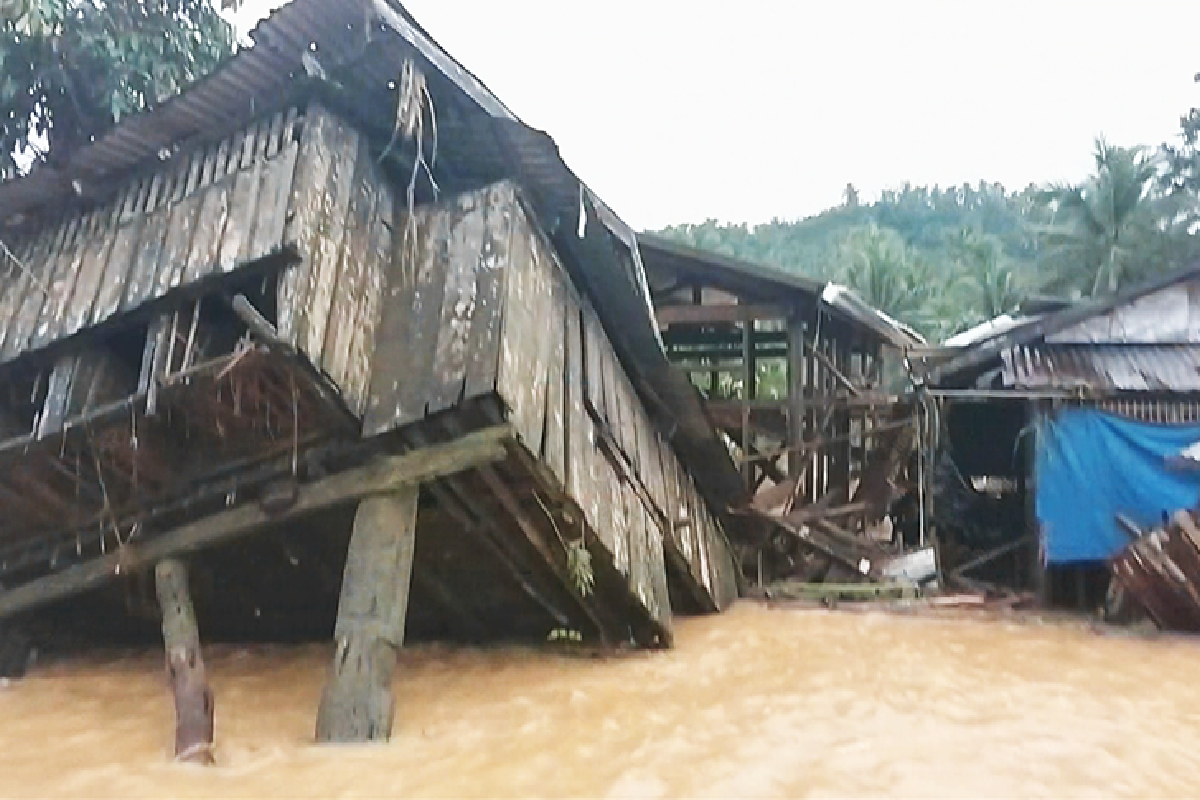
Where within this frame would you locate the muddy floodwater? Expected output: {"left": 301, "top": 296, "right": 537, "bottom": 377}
{"left": 2, "top": 603, "right": 1199, "bottom": 798}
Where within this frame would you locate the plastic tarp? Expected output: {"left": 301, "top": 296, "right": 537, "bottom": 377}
{"left": 1035, "top": 409, "right": 1200, "bottom": 563}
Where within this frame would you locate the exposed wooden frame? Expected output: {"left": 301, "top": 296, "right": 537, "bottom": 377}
{"left": 0, "top": 425, "right": 512, "bottom": 622}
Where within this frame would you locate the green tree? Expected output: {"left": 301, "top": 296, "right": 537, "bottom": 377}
{"left": 0, "top": 0, "right": 239, "bottom": 176}
{"left": 1036, "top": 138, "right": 1177, "bottom": 295}
{"left": 832, "top": 223, "right": 951, "bottom": 340}
{"left": 946, "top": 228, "right": 1026, "bottom": 326}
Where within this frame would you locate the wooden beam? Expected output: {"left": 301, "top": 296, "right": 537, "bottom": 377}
{"left": 477, "top": 466, "right": 613, "bottom": 646}
{"left": 656, "top": 303, "right": 788, "bottom": 326}
{"left": 804, "top": 339, "right": 860, "bottom": 396}
{"left": 0, "top": 425, "right": 511, "bottom": 623}
{"left": 316, "top": 487, "right": 418, "bottom": 743}
{"left": 155, "top": 559, "right": 214, "bottom": 764}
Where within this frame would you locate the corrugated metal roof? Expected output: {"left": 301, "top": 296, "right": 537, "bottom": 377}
{"left": 1001, "top": 344, "right": 1200, "bottom": 392}
{"left": 925, "top": 260, "right": 1200, "bottom": 388}
{"left": 0, "top": 0, "right": 750, "bottom": 508}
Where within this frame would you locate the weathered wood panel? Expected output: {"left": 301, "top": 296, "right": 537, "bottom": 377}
{"left": 320, "top": 136, "right": 378, "bottom": 396}
{"left": 360, "top": 179, "right": 735, "bottom": 618}
{"left": 344, "top": 179, "right": 393, "bottom": 417}
{"left": 363, "top": 182, "right": 511, "bottom": 434}
{"left": 0, "top": 108, "right": 304, "bottom": 368}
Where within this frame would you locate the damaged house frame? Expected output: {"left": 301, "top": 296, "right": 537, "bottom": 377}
{"left": 0, "top": 0, "right": 753, "bottom": 749}
{"left": 911, "top": 261, "right": 1200, "bottom": 612}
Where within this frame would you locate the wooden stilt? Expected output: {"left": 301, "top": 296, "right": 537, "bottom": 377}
{"left": 154, "top": 558, "right": 214, "bottom": 765}
{"left": 316, "top": 485, "right": 419, "bottom": 743}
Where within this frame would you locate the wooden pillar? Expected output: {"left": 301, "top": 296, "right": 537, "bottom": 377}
{"left": 786, "top": 317, "right": 806, "bottom": 482}
{"left": 155, "top": 559, "right": 214, "bottom": 765}
{"left": 316, "top": 485, "right": 419, "bottom": 743}
{"left": 741, "top": 320, "right": 756, "bottom": 489}
{"left": 1026, "top": 400, "right": 1047, "bottom": 604}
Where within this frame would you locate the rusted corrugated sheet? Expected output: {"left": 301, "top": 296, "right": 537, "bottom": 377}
{"left": 0, "top": 110, "right": 299, "bottom": 367}
{"left": 1002, "top": 344, "right": 1200, "bottom": 392}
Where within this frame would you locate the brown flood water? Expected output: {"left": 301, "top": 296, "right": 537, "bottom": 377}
{"left": 2, "top": 603, "right": 1199, "bottom": 798}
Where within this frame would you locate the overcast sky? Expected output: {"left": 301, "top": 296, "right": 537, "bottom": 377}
{"left": 231, "top": 1, "right": 1200, "bottom": 231}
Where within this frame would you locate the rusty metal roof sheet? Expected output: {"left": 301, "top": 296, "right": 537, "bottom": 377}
{"left": 1001, "top": 344, "right": 1200, "bottom": 392}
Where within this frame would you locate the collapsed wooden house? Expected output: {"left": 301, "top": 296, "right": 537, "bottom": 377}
{"left": 0, "top": 0, "right": 744, "bottom": 749}
{"left": 637, "top": 235, "right": 929, "bottom": 586}
{"left": 911, "top": 263, "right": 1200, "bottom": 611}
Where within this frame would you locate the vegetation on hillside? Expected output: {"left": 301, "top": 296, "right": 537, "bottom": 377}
{"left": 658, "top": 128, "right": 1200, "bottom": 342}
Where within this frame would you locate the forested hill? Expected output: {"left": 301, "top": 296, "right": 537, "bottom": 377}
{"left": 655, "top": 139, "right": 1200, "bottom": 343}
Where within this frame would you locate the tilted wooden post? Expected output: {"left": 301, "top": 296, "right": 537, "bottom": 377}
{"left": 316, "top": 485, "right": 419, "bottom": 743}
{"left": 155, "top": 559, "right": 214, "bottom": 764}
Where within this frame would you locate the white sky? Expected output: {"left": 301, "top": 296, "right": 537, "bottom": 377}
{"left": 230, "top": 1, "right": 1200, "bottom": 231}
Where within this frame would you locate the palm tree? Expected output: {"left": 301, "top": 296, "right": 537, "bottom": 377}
{"left": 833, "top": 223, "right": 951, "bottom": 339}
{"left": 1037, "top": 138, "right": 1163, "bottom": 295}
{"left": 946, "top": 228, "right": 1026, "bottom": 324}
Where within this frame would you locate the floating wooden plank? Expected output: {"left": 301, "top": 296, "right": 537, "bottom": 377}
{"left": 0, "top": 424, "right": 512, "bottom": 622}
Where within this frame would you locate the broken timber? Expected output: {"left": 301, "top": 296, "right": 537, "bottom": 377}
{"left": 0, "top": 425, "right": 510, "bottom": 623}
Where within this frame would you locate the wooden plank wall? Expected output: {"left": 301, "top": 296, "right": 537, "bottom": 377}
{"left": 361, "top": 179, "right": 737, "bottom": 617}
{"left": 0, "top": 108, "right": 302, "bottom": 368}
{"left": 493, "top": 188, "right": 738, "bottom": 617}
{"left": 279, "top": 106, "right": 394, "bottom": 417}
{"left": 362, "top": 176, "right": 510, "bottom": 434}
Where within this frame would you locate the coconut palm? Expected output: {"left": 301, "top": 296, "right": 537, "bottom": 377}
{"left": 1037, "top": 138, "right": 1165, "bottom": 295}
{"left": 833, "top": 223, "right": 952, "bottom": 339}
{"left": 946, "top": 228, "right": 1027, "bottom": 325}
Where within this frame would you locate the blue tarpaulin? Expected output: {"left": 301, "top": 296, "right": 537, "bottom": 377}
{"left": 1035, "top": 410, "right": 1200, "bottom": 563}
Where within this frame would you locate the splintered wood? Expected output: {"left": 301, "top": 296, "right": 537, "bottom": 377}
{"left": 1111, "top": 509, "right": 1200, "bottom": 632}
